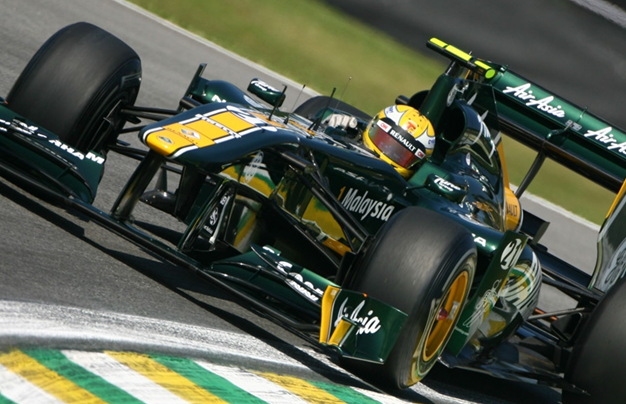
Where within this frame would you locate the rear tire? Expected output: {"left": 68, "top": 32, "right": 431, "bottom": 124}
{"left": 563, "top": 276, "right": 626, "bottom": 403}
{"left": 7, "top": 22, "right": 141, "bottom": 153}
{"left": 345, "top": 207, "right": 476, "bottom": 389}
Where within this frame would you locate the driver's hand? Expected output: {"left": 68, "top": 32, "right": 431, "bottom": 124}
{"left": 323, "top": 113, "right": 358, "bottom": 130}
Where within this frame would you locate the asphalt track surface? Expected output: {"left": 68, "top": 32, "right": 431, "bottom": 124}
{"left": 0, "top": 0, "right": 619, "bottom": 403}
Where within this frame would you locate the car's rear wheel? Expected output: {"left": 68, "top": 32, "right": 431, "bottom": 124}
{"left": 344, "top": 207, "right": 476, "bottom": 389}
{"left": 563, "top": 276, "right": 626, "bottom": 404}
{"left": 6, "top": 22, "right": 141, "bottom": 154}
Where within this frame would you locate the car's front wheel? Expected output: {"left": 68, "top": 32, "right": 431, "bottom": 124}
{"left": 344, "top": 206, "right": 476, "bottom": 389}
{"left": 6, "top": 22, "right": 141, "bottom": 154}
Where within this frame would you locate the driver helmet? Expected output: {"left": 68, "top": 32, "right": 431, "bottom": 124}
{"left": 363, "top": 105, "right": 435, "bottom": 178}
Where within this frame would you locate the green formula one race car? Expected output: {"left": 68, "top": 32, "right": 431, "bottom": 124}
{"left": 1, "top": 22, "right": 626, "bottom": 403}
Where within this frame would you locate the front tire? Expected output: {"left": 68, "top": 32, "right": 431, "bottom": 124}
{"left": 7, "top": 22, "right": 141, "bottom": 154}
{"left": 563, "top": 276, "right": 626, "bottom": 403}
{"left": 345, "top": 207, "right": 476, "bottom": 389}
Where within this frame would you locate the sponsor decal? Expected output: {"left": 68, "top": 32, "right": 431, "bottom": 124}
{"left": 340, "top": 187, "right": 395, "bottom": 221}
{"left": 501, "top": 251, "right": 541, "bottom": 313}
{"left": 333, "top": 167, "right": 368, "bottom": 183}
{"left": 208, "top": 209, "right": 219, "bottom": 227}
{"left": 565, "top": 119, "right": 583, "bottom": 132}
{"left": 270, "top": 257, "right": 324, "bottom": 302}
{"left": 7, "top": 119, "right": 42, "bottom": 137}
{"left": 203, "top": 192, "right": 232, "bottom": 236}
{"left": 500, "top": 238, "right": 524, "bottom": 270}
{"left": 506, "top": 201, "right": 519, "bottom": 217}
{"left": 335, "top": 298, "right": 382, "bottom": 335}
{"left": 275, "top": 260, "right": 293, "bottom": 274}
{"left": 287, "top": 272, "right": 324, "bottom": 302}
{"left": 433, "top": 176, "right": 461, "bottom": 192}
{"left": 502, "top": 83, "right": 565, "bottom": 118}
{"left": 583, "top": 126, "right": 626, "bottom": 156}
{"left": 472, "top": 234, "right": 487, "bottom": 247}
{"left": 2, "top": 116, "right": 105, "bottom": 164}
{"left": 462, "top": 279, "right": 502, "bottom": 329}
{"left": 378, "top": 120, "right": 417, "bottom": 154}
{"left": 378, "top": 120, "right": 391, "bottom": 132}
{"left": 500, "top": 84, "right": 626, "bottom": 158}
{"left": 405, "top": 120, "right": 417, "bottom": 134}
{"left": 48, "top": 139, "right": 105, "bottom": 165}
{"left": 180, "top": 128, "right": 201, "bottom": 139}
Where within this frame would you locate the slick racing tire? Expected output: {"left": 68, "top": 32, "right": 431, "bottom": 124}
{"left": 345, "top": 207, "right": 476, "bottom": 389}
{"left": 563, "top": 276, "right": 626, "bottom": 404}
{"left": 293, "top": 95, "right": 371, "bottom": 122}
{"left": 7, "top": 22, "right": 141, "bottom": 154}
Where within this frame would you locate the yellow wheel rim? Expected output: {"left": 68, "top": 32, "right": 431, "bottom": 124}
{"left": 422, "top": 270, "right": 469, "bottom": 363}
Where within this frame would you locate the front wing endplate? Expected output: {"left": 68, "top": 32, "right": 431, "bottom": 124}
{"left": 319, "top": 286, "right": 407, "bottom": 363}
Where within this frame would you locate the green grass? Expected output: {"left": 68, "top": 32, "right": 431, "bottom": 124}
{"left": 128, "top": 0, "right": 443, "bottom": 115}
{"left": 129, "top": 0, "right": 615, "bottom": 224}
{"left": 502, "top": 137, "right": 614, "bottom": 224}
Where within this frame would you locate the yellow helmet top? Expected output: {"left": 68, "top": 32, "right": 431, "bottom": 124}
{"left": 363, "top": 105, "right": 435, "bottom": 178}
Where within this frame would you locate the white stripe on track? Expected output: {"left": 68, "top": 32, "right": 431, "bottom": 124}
{"left": 351, "top": 386, "right": 415, "bottom": 404}
{"left": 194, "top": 361, "right": 311, "bottom": 404}
{"left": 0, "top": 363, "right": 66, "bottom": 404}
{"left": 61, "top": 350, "right": 190, "bottom": 404}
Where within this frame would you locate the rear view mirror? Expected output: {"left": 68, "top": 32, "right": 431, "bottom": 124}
{"left": 247, "top": 78, "right": 285, "bottom": 107}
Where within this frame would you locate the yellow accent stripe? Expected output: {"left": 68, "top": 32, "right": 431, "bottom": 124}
{"left": 106, "top": 351, "right": 227, "bottom": 404}
{"left": 0, "top": 350, "right": 106, "bottom": 403}
{"left": 429, "top": 37, "right": 496, "bottom": 78}
{"left": 607, "top": 178, "right": 626, "bottom": 219}
{"left": 258, "top": 372, "right": 346, "bottom": 404}
{"left": 475, "top": 60, "right": 492, "bottom": 71}
{"left": 319, "top": 286, "right": 341, "bottom": 343}
{"left": 446, "top": 45, "right": 472, "bottom": 61}
{"left": 211, "top": 111, "right": 255, "bottom": 132}
{"left": 429, "top": 37, "right": 447, "bottom": 48}
{"left": 328, "top": 319, "right": 353, "bottom": 346}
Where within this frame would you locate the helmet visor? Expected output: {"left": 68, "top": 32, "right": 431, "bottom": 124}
{"left": 369, "top": 120, "right": 425, "bottom": 169}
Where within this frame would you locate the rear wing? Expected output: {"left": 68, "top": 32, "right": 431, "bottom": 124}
{"left": 427, "top": 38, "right": 626, "bottom": 193}
{"left": 427, "top": 38, "right": 626, "bottom": 292}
